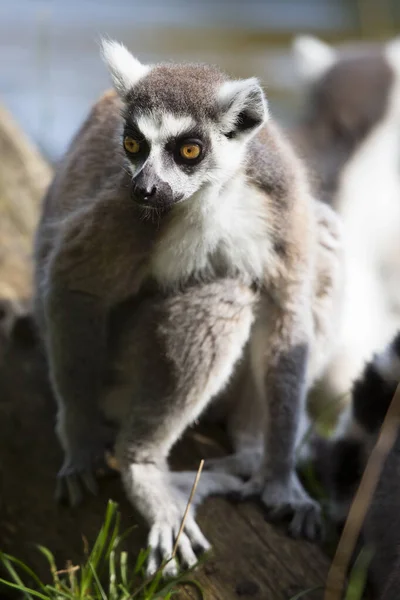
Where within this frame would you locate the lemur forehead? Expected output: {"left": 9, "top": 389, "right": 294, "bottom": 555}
{"left": 136, "top": 113, "right": 197, "bottom": 143}
{"left": 125, "top": 63, "right": 227, "bottom": 120}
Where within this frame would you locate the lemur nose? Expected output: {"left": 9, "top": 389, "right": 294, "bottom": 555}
{"left": 134, "top": 184, "right": 157, "bottom": 201}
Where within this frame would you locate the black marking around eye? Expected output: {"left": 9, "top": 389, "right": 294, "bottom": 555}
{"left": 166, "top": 133, "right": 210, "bottom": 172}
{"left": 165, "top": 128, "right": 204, "bottom": 151}
{"left": 123, "top": 124, "right": 147, "bottom": 143}
{"left": 123, "top": 125, "right": 150, "bottom": 161}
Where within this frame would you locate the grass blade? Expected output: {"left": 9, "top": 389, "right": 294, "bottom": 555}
{"left": 0, "top": 578, "right": 49, "bottom": 600}
{"left": 1, "top": 554, "right": 35, "bottom": 600}
{"left": 120, "top": 551, "right": 128, "bottom": 588}
{"left": 134, "top": 548, "right": 150, "bottom": 576}
{"left": 45, "top": 585, "right": 75, "bottom": 599}
{"left": 0, "top": 552, "right": 46, "bottom": 592}
{"left": 344, "top": 546, "right": 374, "bottom": 600}
{"left": 289, "top": 586, "right": 323, "bottom": 600}
{"left": 88, "top": 561, "right": 107, "bottom": 600}
{"left": 36, "top": 545, "right": 60, "bottom": 588}
{"left": 108, "top": 549, "right": 117, "bottom": 600}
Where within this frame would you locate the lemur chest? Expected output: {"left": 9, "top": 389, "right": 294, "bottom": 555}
{"left": 149, "top": 185, "right": 272, "bottom": 288}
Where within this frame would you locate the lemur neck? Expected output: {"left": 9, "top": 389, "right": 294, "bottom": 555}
{"left": 150, "top": 170, "right": 270, "bottom": 289}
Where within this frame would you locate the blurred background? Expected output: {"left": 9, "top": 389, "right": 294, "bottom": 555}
{"left": 1, "top": 0, "right": 399, "bottom": 161}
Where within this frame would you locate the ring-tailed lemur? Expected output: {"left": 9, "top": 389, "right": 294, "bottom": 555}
{"left": 33, "top": 40, "right": 343, "bottom": 576}
{"left": 313, "top": 332, "right": 400, "bottom": 600}
{"left": 291, "top": 35, "right": 400, "bottom": 408}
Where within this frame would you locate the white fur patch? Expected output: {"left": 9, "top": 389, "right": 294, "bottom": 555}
{"left": 292, "top": 35, "right": 336, "bottom": 83}
{"left": 137, "top": 112, "right": 196, "bottom": 144}
{"left": 150, "top": 175, "right": 272, "bottom": 287}
{"left": 101, "top": 40, "right": 150, "bottom": 95}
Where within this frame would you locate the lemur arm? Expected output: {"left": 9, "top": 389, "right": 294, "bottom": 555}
{"left": 43, "top": 201, "right": 147, "bottom": 504}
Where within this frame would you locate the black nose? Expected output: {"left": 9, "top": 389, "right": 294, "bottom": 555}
{"left": 133, "top": 183, "right": 157, "bottom": 202}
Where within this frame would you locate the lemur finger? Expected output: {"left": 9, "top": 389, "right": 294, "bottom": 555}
{"left": 159, "top": 527, "right": 179, "bottom": 578}
{"left": 158, "top": 525, "right": 174, "bottom": 563}
{"left": 146, "top": 526, "right": 179, "bottom": 579}
{"left": 303, "top": 506, "right": 323, "bottom": 541}
{"left": 81, "top": 470, "right": 99, "bottom": 496}
{"left": 55, "top": 477, "right": 68, "bottom": 504}
{"left": 174, "top": 531, "right": 198, "bottom": 569}
{"left": 162, "top": 556, "right": 178, "bottom": 579}
{"left": 289, "top": 504, "right": 322, "bottom": 541}
{"left": 66, "top": 474, "right": 83, "bottom": 507}
{"left": 146, "top": 528, "right": 161, "bottom": 577}
{"left": 184, "top": 518, "right": 211, "bottom": 554}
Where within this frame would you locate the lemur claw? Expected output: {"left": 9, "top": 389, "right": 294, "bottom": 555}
{"left": 55, "top": 456, "right": 114, "bottom": 506}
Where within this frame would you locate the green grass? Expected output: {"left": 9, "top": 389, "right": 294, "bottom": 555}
{"left": 0, "top": 501, "right": 203, "bottom": 600}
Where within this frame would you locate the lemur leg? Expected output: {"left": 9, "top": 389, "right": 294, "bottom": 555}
{"left": 233, "top": 296, "right": 323, "bottom": 541}
{"left": 205, "top": 358, "right": 265, "bottom": 479}
{"left": 107, "top": 280, "right": 255, "bottom": 576}
{"left": 204, "top": 354, "right": 311, "bottom": 480}
{"left": 206, "top": 203, "right": 343, "bottom": 481}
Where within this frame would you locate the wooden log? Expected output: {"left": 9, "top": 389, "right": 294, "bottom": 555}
{"left": 0, "top": 103, "right": 52, "bottom": 340}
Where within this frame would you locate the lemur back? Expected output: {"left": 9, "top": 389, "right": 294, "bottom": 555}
{"left": 34, "top": 41, "right": 343, "bottom": 577}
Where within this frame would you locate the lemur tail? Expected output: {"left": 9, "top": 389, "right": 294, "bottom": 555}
{"left": 351, "top": 331, "right": 400, "bottom": 434}
{"left": 309, "top": 331, "right": 400, "bottom": 487}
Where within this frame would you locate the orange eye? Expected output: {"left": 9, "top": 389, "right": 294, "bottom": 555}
{"left": 124, "top": 136, "right": 140, "bottom": 154}
{"left": 179, "top": 143, "right": 201, "bottom": 160}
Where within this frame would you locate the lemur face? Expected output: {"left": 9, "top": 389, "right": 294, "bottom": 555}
{"left": 102, "top": 41, "right": 269, "bottom": 210}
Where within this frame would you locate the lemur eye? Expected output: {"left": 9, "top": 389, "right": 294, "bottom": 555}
{"left": 124, "top": 136, "right": 141, "bottom": 154}
{"left": 179, "top": 143, "right": 201, "bottom": 161}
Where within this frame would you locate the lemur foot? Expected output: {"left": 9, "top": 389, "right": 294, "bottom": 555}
{"left": 146, "top": 509, "right": 211, "bottom": 578}
{"left": 230, "top": 471, "right": 323, "bottom": 541}
{"left": 56, "top": 423, "right": 116, "bottom": 506}
{"left": 172, "top": 470, "right": 242, "bottom": 508}
{"left": 204, "top": 449, "right": 262, "bottom": 479}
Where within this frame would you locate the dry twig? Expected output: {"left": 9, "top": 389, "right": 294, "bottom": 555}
{"left": 172, "top": 459, "right": 204, "bottom": 559}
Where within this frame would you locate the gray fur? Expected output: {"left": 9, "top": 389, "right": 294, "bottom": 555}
{"left": 33, "top": 42, "right": 343, "bottom": 575}
{"left": 292, "top": 46, "right": 393, "bottom": 205}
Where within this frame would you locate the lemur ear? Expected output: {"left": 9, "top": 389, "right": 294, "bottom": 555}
{"left": 101, "top": 39, "right": 150, "bottom": 96}
{"left": 217, "top": 78, "right": 269, "bottom": 139}
{"left": 292, "top": 35, "right": 336, "bottom": 83}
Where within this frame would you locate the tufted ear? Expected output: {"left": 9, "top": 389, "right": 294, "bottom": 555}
{"left": 292, "top": 35, "right": 337, "bottom": 83}
{"left": 101, "top": 39, "right": 150, "bottom": 96}
{"left": 217, "top": 77, "right": 269, "bottom": 139}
